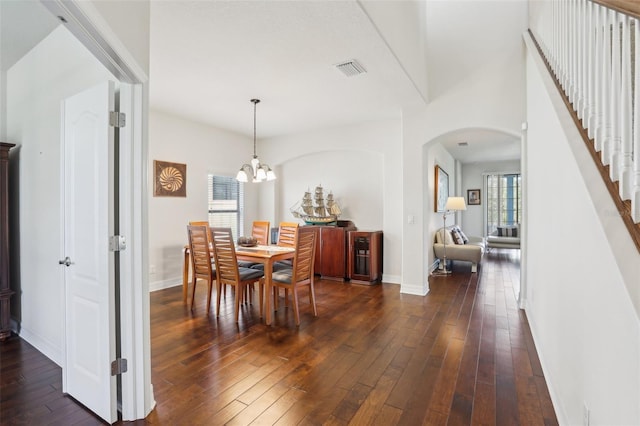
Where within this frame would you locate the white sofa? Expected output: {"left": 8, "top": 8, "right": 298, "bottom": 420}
{"left": 433, "top": 226, "right": 485, "bottom": 273}
{"left": 486, "top": 225, "right": 520, "bottom": 250}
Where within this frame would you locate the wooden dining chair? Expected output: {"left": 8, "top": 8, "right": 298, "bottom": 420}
{"left": 210, "top": 227, "right": 265, "bottom": 323}
{"left": 189, "top": 221, "right": 213, "bottom": 246}
{"left": 238, "top": 220, "right": 271, "bottom": 268}
{"left": 271, "top": 227, "right": 318, "bottom": 326}
{"left": 276, "top": 221, "right": 299, "bottom": 247}
{"left": 187, "top": 225, "right": 216, "bottom": 312}
{"left": 251, "top": 221, "right": 270, "bottom": 245}
{"left": 251, "top": 221, "right": 299, "bottom": 305}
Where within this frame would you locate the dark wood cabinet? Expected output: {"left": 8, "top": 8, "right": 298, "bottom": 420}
{"left": 348, "top": 231, "right": 383, "bottom": 284}
{"left": 1, "top": 143, "right": 15, "bottom": 341}
{"left": 306, "top": 221, "right": 356, "bottom": 281}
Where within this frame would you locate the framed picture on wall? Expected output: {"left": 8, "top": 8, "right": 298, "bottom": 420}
{"left": 434, "top": 165, "right": 449, "bottom": 212}
{"left": 154, "top": 160, "right": 187, "bottom": 197}
{"left": 467, "top": 189, "right": 481, "bottom": 205}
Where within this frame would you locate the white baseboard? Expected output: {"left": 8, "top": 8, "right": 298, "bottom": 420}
{"left": 400, "top": 282, "right": 429, "bottom": 296}
{"left": 15, "top": 326, "right": 63, "bottom": 367}
{"left": 525, "top": 308, "right": 568, "bottom": 426}
{"left": 149, "top": 277, "right": 182, "bottom": 292}
{"left": 381, "top": 273, "right": 401, "bottom": 284}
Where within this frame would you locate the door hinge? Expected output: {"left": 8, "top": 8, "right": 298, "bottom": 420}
{"left": 109, "top": 235, "right": 126, "bottom": 252}
{"left": 111, "top": 358, "right": 128, "bottom": 376}
{"left": 109, "top": 111, "right": 126, "bottom": 128}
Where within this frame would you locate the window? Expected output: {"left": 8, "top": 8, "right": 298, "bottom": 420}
{"left": 207, "top": 175, "right": 244, "bottom": 239}
{"left": 485, "top": 173, "right": 521, "bottom": 235}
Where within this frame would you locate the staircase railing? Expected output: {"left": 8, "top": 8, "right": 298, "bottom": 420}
{"left": 529, "top": 0, "right": 640, "bottom": 252}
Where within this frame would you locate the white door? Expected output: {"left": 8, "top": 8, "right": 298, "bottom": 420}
{"left": 62, "top": 81, "right": 117, "bottom": 423}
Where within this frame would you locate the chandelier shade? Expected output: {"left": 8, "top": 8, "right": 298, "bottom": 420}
{"left": 236, "top": 99, "right": 276, "bottom": 183}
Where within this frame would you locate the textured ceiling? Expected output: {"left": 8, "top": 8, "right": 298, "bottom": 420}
{"left": 149, "top": 0, "right": 425, "bottom": 138}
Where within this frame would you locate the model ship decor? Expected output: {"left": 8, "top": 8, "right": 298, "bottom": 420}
{"left": 291, "top": 185, "right": 342, "bottom": 225}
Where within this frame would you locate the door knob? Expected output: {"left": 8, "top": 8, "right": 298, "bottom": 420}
{"left": 58, "top": 257, "right": 74, "bottom": 267}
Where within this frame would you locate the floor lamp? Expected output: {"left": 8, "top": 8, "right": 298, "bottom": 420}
{"left": 435, "top": 196, "right": 467, "bottom": 275}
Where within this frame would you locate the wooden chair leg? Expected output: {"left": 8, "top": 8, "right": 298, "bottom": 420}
{"left": 206, "top": 279, "right": 214, "bottom": 313}
{"left": 190, "top": 277, "right": 198, "bottom": 310}
{"left": 273, "top": 287, "right": 279, "bottom": 311}
{"left": 216, "top": 282, "right": 222, "bottom": 316}
{"left": 291, "top": 286, "right": 300, "bottom": 325}
{"left": 259, "top": 279, "right": 264, "bottom": 317}
{"left": 235, "top": 285, "right": 242, "bottom": 323}
{"left": 309, "top": 282, "right": 318, "bottom": 317}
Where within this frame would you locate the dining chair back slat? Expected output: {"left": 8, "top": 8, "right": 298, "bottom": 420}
{"left": 210, "top": 227, "right": 265, "bottom": 322}
{"left": 189, "top": 220, "right": 213, "bottom": 246}
{"left": 187, "top": 225, "right": 216, "bottom": 312}
{"left": 272, "top": 227, "right": 318, "bottom": 325}
{"left": 277, "top": 222, "right": 299, "bottom": 247}
{"left": 252, "top": 221, "right": 270, "bottom": 245}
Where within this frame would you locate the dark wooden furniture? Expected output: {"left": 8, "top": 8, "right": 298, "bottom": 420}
{"left": 0, "top": 143, "right": 15, "bottom": 341}
{"left": 305, "top": 220, "right": 356, "bottom": 281}
{"left": 348, "top": 230, "right": 383, "bottom": 284}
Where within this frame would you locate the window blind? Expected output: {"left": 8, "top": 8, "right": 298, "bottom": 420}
{"left": 207, "top": 175, "right": 244, "bottom": 239}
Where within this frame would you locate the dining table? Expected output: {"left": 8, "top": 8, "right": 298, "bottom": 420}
{"left": 182, "top": 243, "right": 295, "bottom": 325}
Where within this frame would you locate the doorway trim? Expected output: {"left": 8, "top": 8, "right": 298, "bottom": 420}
{"left": 41, "top": 0, "right": 152, "bottom": 420}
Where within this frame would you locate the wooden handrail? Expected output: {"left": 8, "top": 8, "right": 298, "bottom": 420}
{"left": 591, "top": 0, "right": 640, "bottom": 20}
{"left": 528, "top": 29, "right": 640, "bottom": 254}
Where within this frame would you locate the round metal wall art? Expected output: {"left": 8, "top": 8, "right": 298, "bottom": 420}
{"left": 159, "top": 166, "right": 183, "bottom": 192}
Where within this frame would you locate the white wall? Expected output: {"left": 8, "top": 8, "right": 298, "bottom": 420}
{"left": 525, "top": 35, "right": 640, "bottom": 425}
{"left": 261, "top": 119, "right": 402, "bottom": 284}
{"left": 422, "top": 142, "right": 455, "bottom": 280}
{"left": 6, "top": 26, "right": 116, "bottom": 364}
{"left": 461, "top": 159, "right": 521, "bottom": 237}
{"left": 148, "top": 110, "right": 254, "bottom": 290}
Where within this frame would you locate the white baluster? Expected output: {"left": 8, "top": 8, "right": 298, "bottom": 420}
{"left": 563, "top": 0, "right": 569, "bottom": 90}
{"left": 633, "top": 18, "right": 640, "bottom": 223}
{"left": 551, "top": 0, "right": 557, "bottom": 76}
{"left": 599, "top": 8, "right": 612, "bottom": 163}
{"left": 609, "top": 12, "right": 621, "bottom": 181}
{"left": 571, "top": 0, "right": 582, "bottom": 108}
{"left": 566, "top": 0, "right": 573, "bottom": 101}
{"left": 591, "top": 4, "right": 603, "bottom": 147}
{"left": 575, "top": 0, "right": 584, "bottom": 118}
{"left": 583, "top": 0, "right": 591, "bottom": 125}
{"left": 620, "top": 15, "right": 633, "bottom": 199}
{"left": 585, "top": 0, "right": 595, "bottom": 131}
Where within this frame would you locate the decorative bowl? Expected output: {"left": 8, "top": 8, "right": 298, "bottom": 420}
{"left": 237, "top": 236, "right": 258, "bottom": 247}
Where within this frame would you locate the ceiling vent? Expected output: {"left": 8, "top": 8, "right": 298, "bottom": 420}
{"left": 458, "top": 142, "right": 469, "bottom": 147}
{"left": 334, "top": 59, "right": 366, "bottom": 77}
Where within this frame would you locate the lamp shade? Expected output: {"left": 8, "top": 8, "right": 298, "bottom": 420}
{"left": 445, "top": 196, "right": 467, "bottom": 211}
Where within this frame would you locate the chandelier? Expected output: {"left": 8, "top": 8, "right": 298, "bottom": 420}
{"left": 236, "top": 99, "right": 276, "bottom": 183}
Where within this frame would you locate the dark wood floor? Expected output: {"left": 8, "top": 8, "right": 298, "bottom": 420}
{"left": 1, "top": 249, "right": 557, "bottom": 425}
